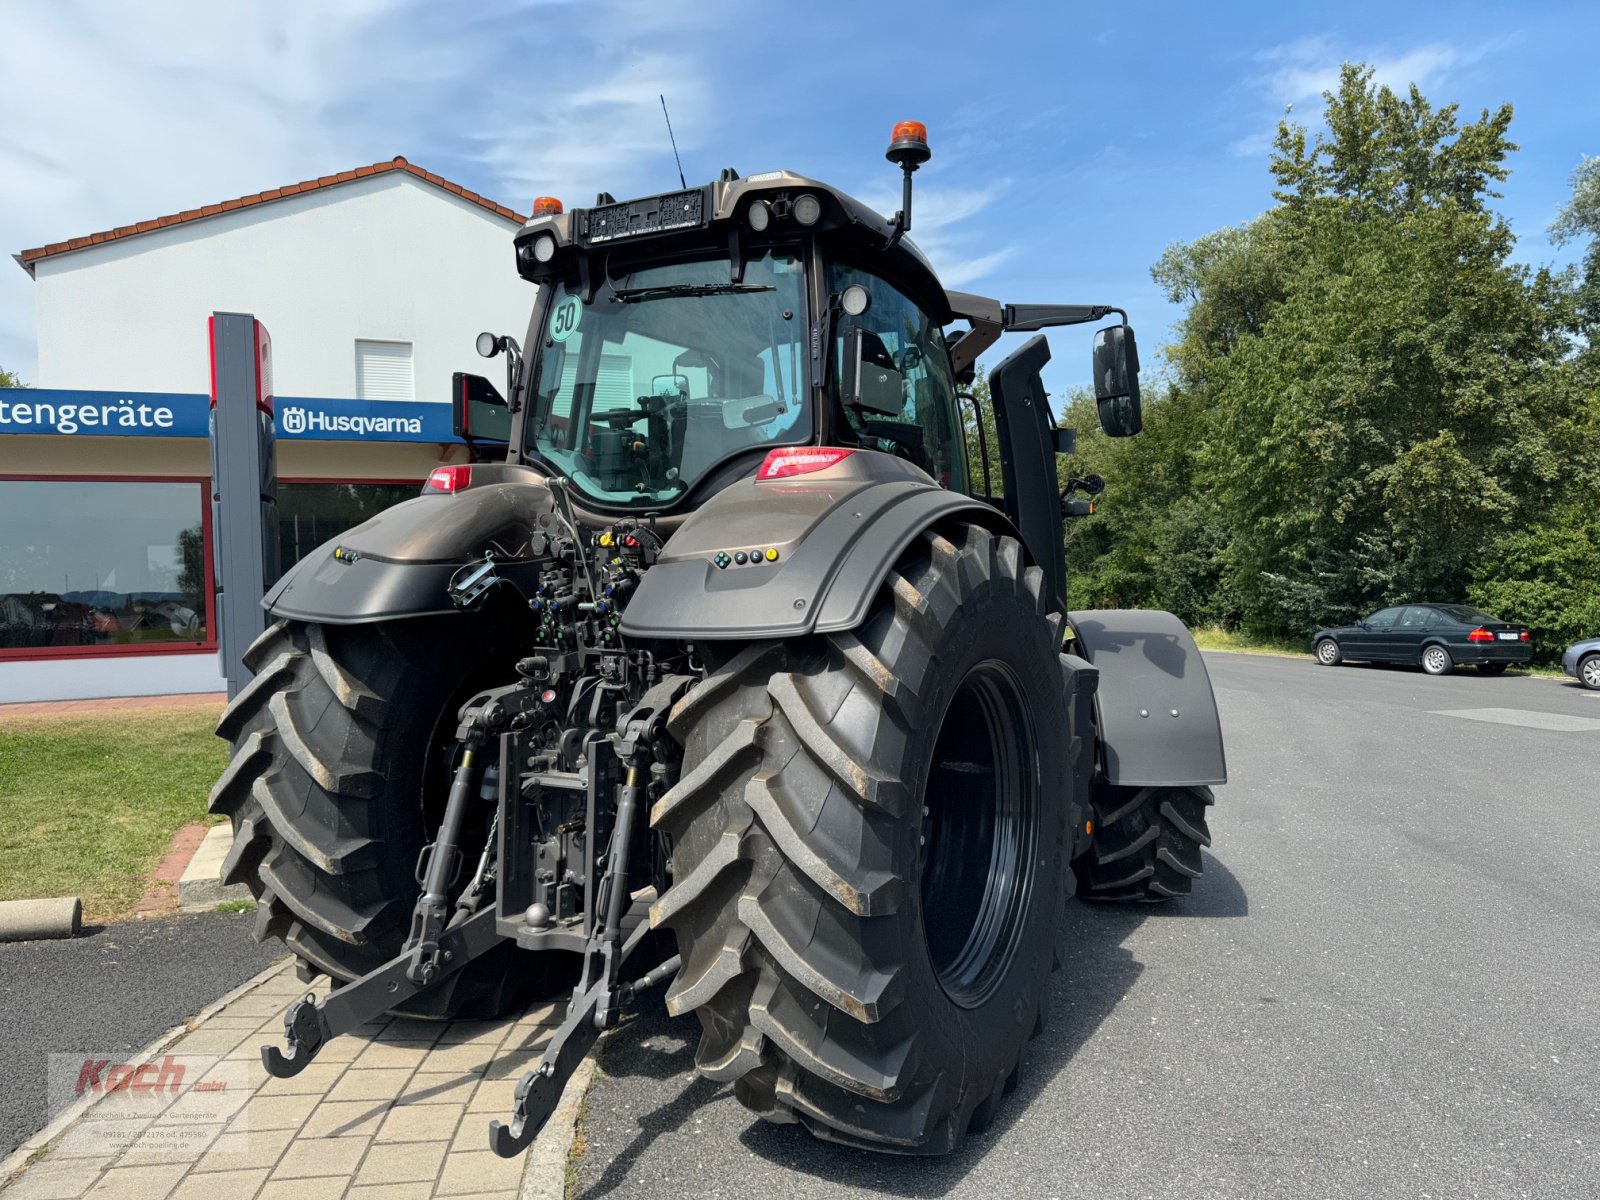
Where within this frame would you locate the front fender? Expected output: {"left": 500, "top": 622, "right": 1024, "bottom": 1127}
{"left": 1068, "top": 608, "right": 1228, "bottom": 788}
{"left": 619, "top": 450, "right": 1017, "bottom": 640}
{"left": 263, "top": 464, "right": 554, "bottom": 624}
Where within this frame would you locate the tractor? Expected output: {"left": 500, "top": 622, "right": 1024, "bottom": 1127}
{"left": 211, "top": 120, "right": 1226, "bottom": 1157}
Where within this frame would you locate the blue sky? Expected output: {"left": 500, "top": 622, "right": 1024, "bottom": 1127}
{"left": 2, "top": 0, "right": 1596, "bottom": 402}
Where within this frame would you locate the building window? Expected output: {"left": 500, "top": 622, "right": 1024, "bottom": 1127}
{"left": 355, "top": 340, "right": 414, "bottom": 401}
{"left": 277, "top": 481, "right": 419, "bottom": 570}
{"left": 0, "top": 479, "right": 211, "bottom": 656}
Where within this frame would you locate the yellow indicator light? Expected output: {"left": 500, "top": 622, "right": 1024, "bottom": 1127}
{"left": 599, "top": 531, "right": 614, "bottom": 547}
{"left": 765, "top": 548, "right": 779, "bottom": 562}
{"left": 1085, "top": 819, "right": 1094, "bottom": 836}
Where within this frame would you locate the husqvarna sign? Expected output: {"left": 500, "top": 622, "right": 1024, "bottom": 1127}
{"left": 0, "top": 389, "right": 455, "bottom": 443}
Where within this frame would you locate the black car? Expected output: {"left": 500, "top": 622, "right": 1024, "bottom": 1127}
{"left": 1313, "top": 604, "right": 1532, "bottom": 676}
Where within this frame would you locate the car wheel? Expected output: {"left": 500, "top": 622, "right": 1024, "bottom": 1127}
{"left": 1477, "top": 662, "right": 1509, "bottom": 677}
{"left": 1315, "top": 638, "right": 1342, "bottom": 666}
{"left": 1581, "top": 654, "right": 1600, "bottom": 691}
{"left": 1421, "top": 645, "right": 1453, "bottom": 676}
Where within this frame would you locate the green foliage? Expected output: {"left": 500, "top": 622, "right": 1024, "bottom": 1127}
{"left": 1061, "top": 63, "right": 1599, "bottom": 663}
{"left": 1469, "top": 511, "right": 1600, "bottom": 652}
{"left": 0, "top": 365, "right": 24, "bottom": 388}
{"left": 1551, "top": 154, "right": 1600, "bottom": 338}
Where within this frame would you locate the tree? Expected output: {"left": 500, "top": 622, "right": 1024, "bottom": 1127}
{"left": 1053, "top": 63, "right": 1596, "bottom": 660}
{"left": 0, "top": 365, "right": 24, "bottom": 388}
{"left": 1551, "top": 154, "right": 1600, "bottom": 339}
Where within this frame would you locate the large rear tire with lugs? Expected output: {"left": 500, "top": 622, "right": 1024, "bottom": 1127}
{"left": 1073, "top": 783, "right": 1214, "bottom": 902}
{"left": 210, "top": 616, "right": 560, "bottom": 1018}
{"left": 651, "top": 524, "right": 1077, "bottom": 1154}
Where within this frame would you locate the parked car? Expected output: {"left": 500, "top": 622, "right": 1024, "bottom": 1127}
{"left": 1562, "top": 637, "right": 1600, "bottom": 691}
{"left": 1313, "top": 604, "right": 1532, "bottom": 676}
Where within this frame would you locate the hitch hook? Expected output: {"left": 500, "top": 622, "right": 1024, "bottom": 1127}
{"left": 261, "top": 992, "right": 330, "bottom": 1078}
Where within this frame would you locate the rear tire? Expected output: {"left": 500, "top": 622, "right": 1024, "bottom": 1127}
{"left": 1421, "top": 644, "right": 1454, "bottom": 676}
{"left": 210, "top": 617, "right": 562, "bottom": 1018}
{"left": 1477, "top": 662, "right": 1509, "bottom": 677}
{"left": 652, "top": 524, "right": 1075, "bottom": 1153}
{"left": 1315, "top": 638, "right": 1342, "bottom": 666}
{"left": 1074, "top": 784, "right": 1213, "bottom": 902}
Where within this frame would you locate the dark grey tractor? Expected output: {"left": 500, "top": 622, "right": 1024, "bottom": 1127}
{"left": 212, "top": 121, "right": 1227, "bottom": 1157}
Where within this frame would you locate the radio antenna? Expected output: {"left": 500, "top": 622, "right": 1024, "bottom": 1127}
{"left": 660, "top": 94, "right": 687, "bottom": 189}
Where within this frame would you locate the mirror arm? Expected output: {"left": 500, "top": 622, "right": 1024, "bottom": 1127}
{"left": 1003, "top": 304, "right": 1126, "bottom": 332}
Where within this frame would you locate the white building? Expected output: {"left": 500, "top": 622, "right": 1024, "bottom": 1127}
{"left": 1, "top": 157, "right": 536, "bottom": 702}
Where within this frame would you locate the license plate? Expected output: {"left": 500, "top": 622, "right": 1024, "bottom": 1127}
{"left": 1497, "top": 632, "right": 1519, "bottom": 641}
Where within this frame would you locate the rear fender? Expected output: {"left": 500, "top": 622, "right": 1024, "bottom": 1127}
{"left": 619, "top": 450, "right": 1019, "bottom": 640}
{"left": 263, "top": 464, "right": 554, "bottom": 624}
{"left": 1068, "top": 608, "right": 1227, "bottom": 788}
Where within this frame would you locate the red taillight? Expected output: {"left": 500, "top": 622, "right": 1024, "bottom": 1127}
{"left": 756, "top": 447, "right": 854, "bottom": 481}
{"left": 1520, "top": 629, "right": 1531, "bottom": 642}
{"left": 426, "top": 465, "right": 472, "bottom": 493}
{"left": 1467, "top": 627, "right": 1495, "bottom": 643}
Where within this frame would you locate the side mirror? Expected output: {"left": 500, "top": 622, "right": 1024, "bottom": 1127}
{"left": 1092, "top": 324, "right": 1142, "bottom": 437}
{"left": 451, "top": 373, "right": 511, "bottom": 444}
{"left": 651, "top": 373, "right": 690, "bottom": 400}
{"left": 841, "top": 326, "right": 905, "bottom": 417}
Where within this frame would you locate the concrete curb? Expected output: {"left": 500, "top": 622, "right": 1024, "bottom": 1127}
{"left": 0, "top": 953, "right": 294, "bottom": 1186}
{"left": 520, "top": 1053, "right": 600, "bottom": 1199}
{"left": 177, "top": 823, "right": 253, "bottom": 910}
{"left": 0, "top": 897, "right": 82, "bottom": 942}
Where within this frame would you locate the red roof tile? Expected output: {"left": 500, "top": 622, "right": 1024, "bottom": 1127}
{"left": 16, "top": 157, "right": 524, "bottom": 272}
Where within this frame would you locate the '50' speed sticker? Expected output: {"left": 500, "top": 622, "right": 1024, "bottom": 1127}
{"left": 549, "top": 296, "right": 582, "bottom": 342}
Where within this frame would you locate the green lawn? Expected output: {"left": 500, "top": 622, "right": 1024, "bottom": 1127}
{"left": 1190, "top": 625, "right": 1309, "bottom": 658}
{"left": 0, "top": 707, "right": 227, "bottom": 922}
{"left": 1189, "top": 624, "right": 1567, "bottom": 677}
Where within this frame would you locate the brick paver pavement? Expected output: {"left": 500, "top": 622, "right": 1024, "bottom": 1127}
{"left": 0, "top": 960, "right": 565, "bottom": 1199}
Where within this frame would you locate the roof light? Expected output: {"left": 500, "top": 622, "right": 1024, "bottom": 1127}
{"left": 532, "top": 233, "right": 557, "bottom": 262}
{"left": 531, "top": 196, "right": 564, "bottom": 217}
{"left": 746, "top": 200, "right": 771, "bottom": 232}
{"left": 886, "top": 120, "right": 931, "bottom": 167}
{"left": 757, "top": 447, "right": 854, "bottom": 480}
{"left": 426, "top": 465, "right": 473, "bottom": 494}
{"left": 793, "top": 193, "right": 822, "bottom": 225}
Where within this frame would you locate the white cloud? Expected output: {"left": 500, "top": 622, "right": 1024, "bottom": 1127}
{"left": 856, "top": 178, "right": 1017, "bottom": 291}
{"left": 0, "top": 0, "right": 732, "bottom": 378}
{"left": 1229, "top": 35, "right": 1494, "bottom": 159}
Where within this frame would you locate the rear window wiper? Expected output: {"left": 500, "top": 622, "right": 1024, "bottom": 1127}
{"left": 609, "top": 283, "right": 775, "bottom": 304}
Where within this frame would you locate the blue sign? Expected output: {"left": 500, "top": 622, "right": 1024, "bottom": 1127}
{"left": 0, "top": 388, "right": 459, "bottom": 443}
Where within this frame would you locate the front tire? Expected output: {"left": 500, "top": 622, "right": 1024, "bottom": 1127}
{"left": 1421, "top": 644, "right": 1454, "bottom": 676}
{"left": 1578, "top": 654, "right": 1600, "bottom": 691}
{"left": 652, "top": 525, "right": 1074, "bottom": 1153}
{"left": 210, "top": 617, "right": 559, "bottom": 1018}
{"left": 1315, "top": 638, "right": 1342, "bottom": 666}
{"left": 1074, "top": 784, "right": 1213, "bottom": 902}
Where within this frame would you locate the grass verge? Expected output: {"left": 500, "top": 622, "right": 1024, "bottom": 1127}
{"left": 1190, "top": 625, "right": 1308, "bottom": 658}
{"left": 1190, "top": 624, "right": 1571, "bottom": 678}
{"left": 0, "top": 707, "right": 226, "bottom": 923}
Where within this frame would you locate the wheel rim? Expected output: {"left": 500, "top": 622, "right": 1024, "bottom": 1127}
{"left": 1318, "top": 641, "right": 1336, "bottom": 663}
{"left": 1426, "top": 648, "right": 1446, "bottom": 672}
{"left": 1584, "top": 659, "right": 1600, "bottom": 687}
{"left": 920, "top": 660, "right": 1041, "bottom": 1009}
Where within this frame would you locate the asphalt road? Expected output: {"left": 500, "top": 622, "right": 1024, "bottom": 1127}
{"left": 573, "top": 654, "right": 1600, "bottom": 1199}
{"left": 0, "top": 911, "right": 283, "bottom": 1160}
